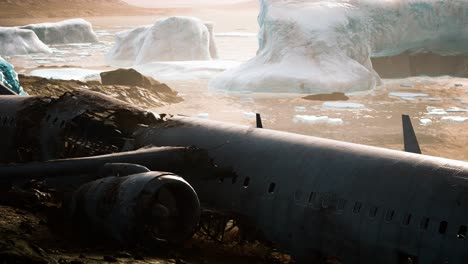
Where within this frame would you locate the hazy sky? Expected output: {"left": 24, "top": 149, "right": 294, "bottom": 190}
{"left": 124, "top": 0, "right": 252, "bottom": 8}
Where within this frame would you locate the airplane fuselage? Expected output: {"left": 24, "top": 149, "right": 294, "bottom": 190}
{"left": 135, "top": 116, "right": 468, "bottom": 263}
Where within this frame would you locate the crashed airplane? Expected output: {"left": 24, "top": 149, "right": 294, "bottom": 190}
{"left": 0, "top": 90, "right": 468, "bottom": 264}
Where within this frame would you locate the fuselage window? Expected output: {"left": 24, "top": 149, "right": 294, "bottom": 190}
{"left": 439, "top": 221, "right": 448, "bottom": 234}
{"left": 385, "top": 210, "right": 395, "bottom": 222}
{"left": 353, "top": 202, "right": 362, "bottom": 214}
{"left": 337, "top": 199, "right": 347, "bottom": 211}
{"left": 369, "top": 207, "right": 378, "bottom": 218}
{"left": 404, "top": 214, "right": 412, "bottom": 226}
{"left": 268, "top": 182, "right": 276, "bottom": 194}
{"left": 231, "top": 175, "right": 238, "bottom": 184}
{"left": 243, "top": 177, "right": 250, "bottom": 188}
{"left": 421, "top": 217, "right": 430, "bottom": 230}
{"left": 308, "top": 192, "right": 315, "bottom": 203}
{"left": 457, "top": 225, "right": 467, "bottom": 239}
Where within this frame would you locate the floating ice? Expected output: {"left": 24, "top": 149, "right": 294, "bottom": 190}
{"left": 426, "top": 107, "right": 447, "bottom": 115}
{"left": 211, "top": 0, "right": 468, "bottom": 93}
{"left": 293, "top": 115, "right": 343, "bottom": 125}
{"left": 244, "top": 112, "right": 256, "bottom": 118}
{"left": 0, "top": 27, "right": 51, "bottom": 55}
{"left": 323, "top": 102, "right": 365, "bottom": 109}
{"left": 441, "top": 116, "right": 468, "bottom": 123}
{"left": 400, "top": 84, "right": 413, "bottom": 88}
{"left": 295, "top": 106, "right": 307, "bottom": 112}
{"left": 196, "top": 113, "right": 210, "bottom": 119}
{"left": 29, "top": 68, "right": 102, "bottom": 82}
{"left": 20, "top": 19, "right": 98, "bottom": 44}
{"left": 419, "top": 118, "right": 433, "bottom": 125}
{"left": 389, "top": 92, "right": 429, "bottom": 99}
{"left": 240, "top": 98, "right": 255, "bottom": 103}
{"left": 424, "top": 98, "right": 443, "bottom": 102}
{"left": 107, "top": 17, "right": 218, "bottom": 65}
{"left": 447, "top": 107, "right": 468, "bottom": 113}
{"left": 135, "top": 60, "right": 241, "bottom": 81}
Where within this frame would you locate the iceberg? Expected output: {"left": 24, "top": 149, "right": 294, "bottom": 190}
{"left": 0, "top": 57, "right": 28, "bottom": 95}
{"left": 0, "top": 27, "right": 51, "bottom": 56}
{"left": 210, "top": 0, "right": 468, "bottom": 94}
{"left": 20, "top": 19, "right": 99, "bottom": 44}
{"left": 107, "top": 17, "right": 219, "bottom": 65}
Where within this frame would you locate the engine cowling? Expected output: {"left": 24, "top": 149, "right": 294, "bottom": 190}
{"left": 67, "top": 171, "right": 200, "bottom": 244}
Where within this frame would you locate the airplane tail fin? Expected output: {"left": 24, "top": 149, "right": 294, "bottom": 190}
{"left": 402, "top": 115, "right": 422, "bottom": 154}
{"left": 256, "top": 113, "right": 263, "bottom": 128}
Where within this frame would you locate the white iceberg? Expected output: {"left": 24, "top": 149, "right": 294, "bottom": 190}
{"left": 293, "top": 115, "right": 343, "bottom": 125}
{"left": 20, "top": 19, "right": 98, "bottom": 44}
{"left": 211, "top": 0, "right": 468, "bottom": 94}
{"left": 0, "top": 27, "right": 51, "bottom": 55}
{"left": 107, "top": 17, "right": 218, "bottom": 65}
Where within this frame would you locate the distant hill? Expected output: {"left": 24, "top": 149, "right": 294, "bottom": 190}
{"left": 0, "top": 0, "right": 159, "bottom": 19}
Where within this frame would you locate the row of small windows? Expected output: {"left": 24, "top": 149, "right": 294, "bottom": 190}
{"left": 0, "top": 116, "right": 15, "bottom": 127}
{"left": 225, "top": 176, "right": 468, "bottom": 241}
{"left": 348, "top": 200, "right": 462, "bottom": 238}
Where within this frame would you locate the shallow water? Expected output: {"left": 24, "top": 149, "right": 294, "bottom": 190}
{"left": 3, "top": 14, "right": 468, "bottom": 161}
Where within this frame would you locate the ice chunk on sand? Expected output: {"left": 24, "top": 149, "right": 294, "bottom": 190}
{"left": 323, "top": 102, "right": 365, "bottom": 109}
{"left": 0, "top": 57, "right": 27, "bottom": 95}
{"left": 295, "top": 106, "right": 307, "bottom": 112}
{"left": 20, "top": 19, "right": 98, "bottom": 44}
{"left": 293, "top": 115, "right": 343, "bottom": 125}
{"left": 244, "top": 112, "right": 256, "bottom": 118}
{"left": 0, "top": 27, "right": 51, "bottom": 55}
{"left": 196, "top": 113, "right": 210, "bottom": 119}
{"left": 446, "top": 107, "right": 468, "bottom": 113}
{"left": 107, "top": 17, "right": 218, "bottom": 65}
{"left": 419, "top": 118, "right": 432, "bottom": 125}
{"left": 426, "top": 107, "right": 447, "bottom": 115}
{"left": 29, "top": 68, "right": 101, "bottom": 82}
{"left": 211, "top": 0, "right": 468, "bottom": 94}
{"left": 389, "top": 92, "right": 429, "bottom": 99}
{"left": 441, "top": 116, "right": 468, "bottom": 123}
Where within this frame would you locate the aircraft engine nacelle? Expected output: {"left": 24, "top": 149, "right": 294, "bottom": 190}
{"left": 67, "top": 171, "right": 200, "bottom": 245}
